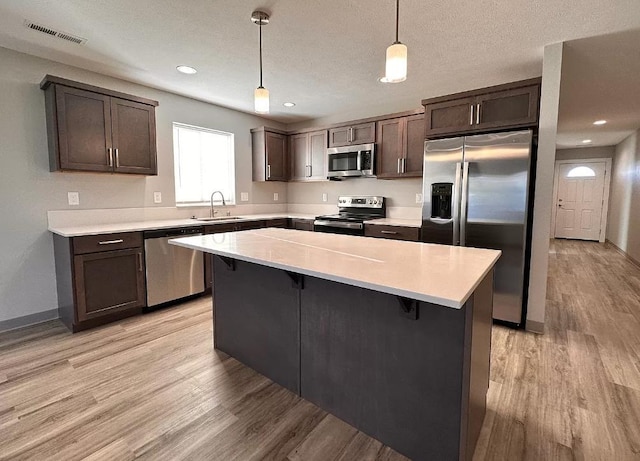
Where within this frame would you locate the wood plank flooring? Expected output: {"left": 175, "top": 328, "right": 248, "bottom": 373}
{"left": 1, "top": 239, "right": 640, "bottom": 460}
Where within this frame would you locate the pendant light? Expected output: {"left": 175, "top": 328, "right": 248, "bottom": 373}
{"left": 251, "top": 10, "right": 270, "bottom": 114}
{"left": 385, "top": 0, "right": 407, "bottom": 83}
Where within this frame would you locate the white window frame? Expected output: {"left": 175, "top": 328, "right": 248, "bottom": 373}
{"left": 173, "top": 122, "right": 236, "bottom": 207}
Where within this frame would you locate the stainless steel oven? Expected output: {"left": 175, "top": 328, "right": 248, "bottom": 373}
{"left": 327, "top": 143, "right": 376, "bottom": 178}
{"left": 314, "top": 196, "right": 385, "bottom": 235}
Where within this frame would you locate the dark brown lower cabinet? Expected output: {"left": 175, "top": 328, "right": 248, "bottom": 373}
{"left": 289, "top": 218, "right": 314, "bottom": 231}
{"left": 264, "top": 218, "right": 288, "bottom": 228}
{"left": 364, "top": 224, "right": 420, "bottom": 241}
{"left": 73, "top": 248, "right": 145, "bottom": 322}
{"left": 53, "top": 232, "right": 145, "bottom": 332}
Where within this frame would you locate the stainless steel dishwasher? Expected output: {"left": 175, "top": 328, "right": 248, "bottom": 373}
{"left": 143, "top": 227, "right": 204, "bottom": 308}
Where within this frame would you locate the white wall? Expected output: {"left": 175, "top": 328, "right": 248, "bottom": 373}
{"left": 526, "top": 42, "right": 564, "bottom": 333}
{"left": 607, "top": 129, "right": 640, "bottom": 262}
{"left": 0, "top": 46, "right": 286, "bottom": 323}
{"left": 555, "top": 145, "right": 615, "bottom": 161}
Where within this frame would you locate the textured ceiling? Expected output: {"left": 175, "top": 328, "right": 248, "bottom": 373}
{"left": 1, "top": 1, "right": 640, "bottom": 126}
{"left": 557, "top": 29, "right": 640, "bottom": 149}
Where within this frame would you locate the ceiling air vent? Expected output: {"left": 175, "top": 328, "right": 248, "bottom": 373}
{"left": 24, "top": 20, "right": 87, "bottom": 45}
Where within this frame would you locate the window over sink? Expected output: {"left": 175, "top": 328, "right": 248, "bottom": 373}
{"left": 173, "top": 122, "right": 235, "bottom": 206}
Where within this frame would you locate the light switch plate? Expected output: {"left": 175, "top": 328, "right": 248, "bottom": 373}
{"left": 153, "top": 192, "right": 162, "bottom": 204}
{"left": 67, "top": 192, "right": 79, "bottom": 206}
{"left": 322, "top": 193, "right": 328, "bottom": 202}
{"left": 240, "top": 192, "right": 249, "bottom": 202}
{"left": 416, "top": 193, "right": 423, "bottom": 204}
{"left": 273, "top": 192, "right": 279, "bottom": 201}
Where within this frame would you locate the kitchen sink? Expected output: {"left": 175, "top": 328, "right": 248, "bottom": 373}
{"left": 196, "top": 216, "right": 242, "bottom": 222}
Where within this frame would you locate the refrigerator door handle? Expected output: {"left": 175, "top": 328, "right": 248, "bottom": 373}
{"left": 460, "top": 161, "right": 470, "bottom": 247}
{"left": 453, "top": 162, "right": 463, "bottom": 245}
{"left": 430, "top": 217, "right": 454, "bottom": 224}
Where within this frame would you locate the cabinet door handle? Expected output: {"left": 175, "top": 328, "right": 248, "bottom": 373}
{"left": 349, "top": 127, "right": 353, "bottom": 143}
{"left": 381, "top": 230, "right": 399, "bottom": 235}
{"left": 308, "top": 165, "right": 312, "bottom": 177}
{"left": 476, "top": 103, "right": 481, "bottom": 124}
{"left": 397, "top": 158, "right": 401, "bottom": 174}
{"left": 108, "top": 148, "right": 114, "bottom": 167}
{"left": 470, "top": 104, "right": 474, "bottom": 125}
{"left": 401, "top": 158, "right": 406, "bottom": 174}
{"left": 267, "top": 164, "right": 271, "bottom": 179}
{"left": 98, "top": 239, "right": 124, "bottom": 245}
{"left": 138, "top": 252, "right": 143, "bottom": 272}
{"left": 114, "top": 148, "right": 120, "bottom": 168}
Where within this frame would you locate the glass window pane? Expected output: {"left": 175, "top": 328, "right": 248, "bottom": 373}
{"left": 173, "top": 123, "right": 235, "bottom": 205}
{"left": 567, "top": 166, "right": 596, "bottom": 178}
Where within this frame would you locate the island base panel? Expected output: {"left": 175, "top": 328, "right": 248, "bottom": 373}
{"left": 211, "top": 256, "right": 493, "bottom": 461}
{"left": 212, "top": 256, "right": 301, "bottom": 394}
{"left": 301, "top": 275, "right": 485, "bottom": 461}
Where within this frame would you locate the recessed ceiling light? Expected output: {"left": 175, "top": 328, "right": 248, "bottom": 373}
{"left": 283, "top": 102, "right": 296, "bottom": 108}
{"left": 593, "top": 120, "right": 607, "bottom": 125}
{"left": 176, "top": 65, "right": 197, "bottom": 74}
{"left": 582, "top": 139, "right": 592, "bottom": 144}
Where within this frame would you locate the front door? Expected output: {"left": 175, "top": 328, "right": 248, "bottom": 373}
{"left": 554, "top": 162, "right": 607, "bottom": 240}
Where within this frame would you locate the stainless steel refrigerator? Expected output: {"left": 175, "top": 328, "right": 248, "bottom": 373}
{"left": 421, "top": 130, "right": 534, "bottom": 326}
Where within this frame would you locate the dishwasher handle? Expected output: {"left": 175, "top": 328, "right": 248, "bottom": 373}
{"left": 143, "top": 227, "right": 203, "bottom": 239}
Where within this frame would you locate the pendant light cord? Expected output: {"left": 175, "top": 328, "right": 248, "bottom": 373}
{"left": 259, "top": 20, "right": 263, "bottom": 88}
{"left": 395, "top": 0, "right": 400, "bottom": 44}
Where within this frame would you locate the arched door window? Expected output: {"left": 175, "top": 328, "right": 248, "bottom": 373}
{"left": 566, "top": 166, "right": 596, "bottom": 178}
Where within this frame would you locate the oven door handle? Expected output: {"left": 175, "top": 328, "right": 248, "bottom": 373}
{"left": 313, "top": 220, "right": 364, "bottom": 230}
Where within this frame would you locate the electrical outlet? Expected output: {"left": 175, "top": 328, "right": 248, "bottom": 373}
{"left": 273, "top": 192, "right": 279, "bottom": 201}
{"left": 240, "top": 192, "right": 249, "bottom": 202}
{"left": 322, "top": 193, "right": 328, "bottom": 202}
{"left": 416, "top": 193, "right": 423, "bottom": 204}
{"left": 153, "top": 192, "right": 162, "bottom": 204}
{"left": 67, "top": 192, "right": 79, "bottom": 206}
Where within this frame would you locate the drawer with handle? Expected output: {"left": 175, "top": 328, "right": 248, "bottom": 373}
{"left": 364, "top": 224, "right": 420, "bottom": 242}
{"left": 72, "top": 232, "right": 143, "bottom": 255}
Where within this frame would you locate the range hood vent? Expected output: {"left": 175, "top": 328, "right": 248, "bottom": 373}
{"left": 24, "top": 20, "right": 87, "bottom": 45}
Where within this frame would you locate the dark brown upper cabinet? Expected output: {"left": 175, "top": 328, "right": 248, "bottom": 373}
{"left": 41, "top": 75, "right": 158, "bottom": 175}
{"left": 422, "top": 78, "right": 541, "bottom": 138}
{"left": 376, "top": 114, "right": 424, "bottom": 179}
{"left": 289, "top": 130, "right": 328, "bottom": 181}
{"left": 251, "top": 127, "right": 288, "bottom": 181}
{"left": 328, "top": 122, "right": 375, "bottom": 148}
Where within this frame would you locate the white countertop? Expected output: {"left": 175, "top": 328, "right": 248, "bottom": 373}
{"left": 48, "top": 213, "right": 317, "bottom": 237}
{"left": 170, "top": 228, "right": 500, "bottom": 309}
{"left": 363, "top": 218, "right": 422, "bottom": 227}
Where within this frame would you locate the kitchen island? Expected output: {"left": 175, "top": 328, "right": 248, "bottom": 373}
{"left": 170, "top": 228, "right": 501, "bottom": 461}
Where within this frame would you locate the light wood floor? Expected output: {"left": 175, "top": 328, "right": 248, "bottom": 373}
{"left": 1, "top": 239, "right": 640, "bottom": 460}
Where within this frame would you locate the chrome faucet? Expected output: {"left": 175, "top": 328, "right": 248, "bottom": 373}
{"left": 210, "top": 190, "right": 226, "bottom": 217}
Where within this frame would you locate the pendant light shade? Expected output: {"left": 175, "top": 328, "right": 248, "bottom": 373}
{"left": 385, "top": 42, "right": 407, "bottom": 83}
{"left": 254, "top": 86, "right": 270, "bottom": 114}
{"left": 251, "top": 10, "right": 270, "bottom": 114}
{"left": 384, "top": 0, "right": 407, "bottom": 83}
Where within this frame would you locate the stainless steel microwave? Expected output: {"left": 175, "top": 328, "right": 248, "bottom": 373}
{"left": 326, "top": 143, "right": 376, "bottom": 178}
